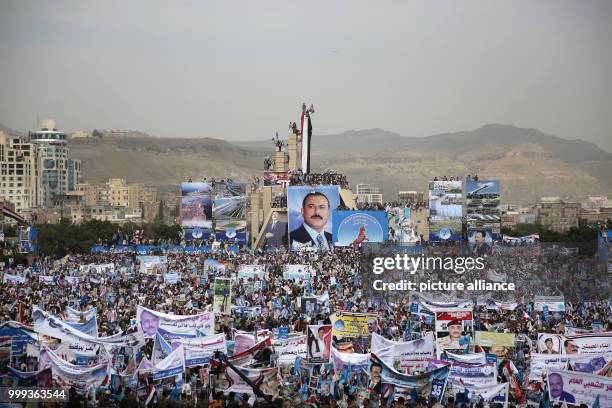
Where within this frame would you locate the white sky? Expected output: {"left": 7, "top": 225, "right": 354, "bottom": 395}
{"left": 1, "top": 0, "right": 611, "bottom": 151}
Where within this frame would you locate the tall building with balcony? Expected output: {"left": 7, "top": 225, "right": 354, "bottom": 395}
{"left": 28, "top": 119, "right": 80, "bottom": 207}
{"left": 0, "top": 132, "right": 39, "bottom": 213}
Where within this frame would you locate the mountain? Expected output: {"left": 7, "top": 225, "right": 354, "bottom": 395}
{"left": 1, "top": 122, "right": 610, "bottom": 204}
{"left": 0, "top": 123, "right": 24, "bottom": 136}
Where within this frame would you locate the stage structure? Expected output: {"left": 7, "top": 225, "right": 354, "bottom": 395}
{"left": 248, "top": 103, "right": 356, "bottom": 249}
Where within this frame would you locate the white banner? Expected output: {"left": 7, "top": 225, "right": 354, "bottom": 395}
{"left": 212, "top": 366, "right": 278, "bottom": 397}
{"left": 563, "top": 333, "right": 612, "bottom": 355}
{"left": 372, "top": 332, "right": 435, "bottom": 374}
{"left": 449, "top": 382, "right": 509, "bottom": 407}
{"left": 152, "top": 344, "right": 185, "bottom": 380}
{"left": 79, "top": 263, "right": 115, "bottom": 274}
{"left": 273, "top": 335, "right": 307, "bottom": 365}
{"left": 430, "top": 360, "right": 497, "bottom": 387}
{"left": 173, "top": 333, "right": 227, "bottom": 367}
{"left": 2, "top": 273, "right": 26, "bottom": 284}
{"left": 64, "top": 307, "right": 97, "bottom": 323}
{"left": 45, "top": 346, "right": 108, "bottom": 394}
{"left": 164, "top": 273, "right": 181, "bottom": 284}
{"left": 533, "top": 295, "right": 565, "bottom": 312}
{"left": 283, "top": 264, "right": 313, "bottom": 281}
{"left": 331, "top": 347, "right": 370, "bottom": 377}
{"left": 39, "top": 275, "right": 55, "bottom": 284}
{"left": 547, "top": 368, "right": 612, "bottom": 407}
{"left": 445, "top": 351, "right": 487, "bottom": 365}
{"left": 136, "top": 305, "right": 215, "bottom": 339}
{"left": 33, "top": 307, "right": 144, "bottom": 348}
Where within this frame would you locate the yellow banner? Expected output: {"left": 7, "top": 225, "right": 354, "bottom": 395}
{"left": 331, "top": 311, "right": 378, "bottom": 339}
{"left": 475, "top": 331, "right": 515, "bottom": 348}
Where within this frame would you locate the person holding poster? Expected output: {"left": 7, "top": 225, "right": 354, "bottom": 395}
{"left": 308, "top": 325, "right": 331, "bottom": 364}
{"left": 548, "top": 372, "right": 576, "bottom": 403}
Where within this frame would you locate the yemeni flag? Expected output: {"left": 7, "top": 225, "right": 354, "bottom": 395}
{"left": 300, "top": 111, "right": 312, "bottom": 173}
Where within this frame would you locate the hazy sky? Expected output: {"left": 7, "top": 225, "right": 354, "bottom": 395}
{"left": 1, "top": 1, "right": 611, "bottom": 151}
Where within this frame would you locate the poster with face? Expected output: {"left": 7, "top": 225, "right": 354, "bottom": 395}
{"left": 435, "top": 308, "right": 473, "bottom": 357}
{"left": 307, "top": 325, "right": 332, "bottom": 364}
{"left": 287, "top": 186, "right": 340, "bottom": 252}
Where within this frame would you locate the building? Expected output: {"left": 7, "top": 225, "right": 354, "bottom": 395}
{"left": 537, "top": 197, "right": 580, "bottom": 233}
{"left": 103, "top": 178, "right": 157, "bottom": 208}
{"left": 0, "top": 132, "right": 39, "bottom": 213}
{"left": 398, "top": 191, "right": 425, "bottom": 203}
{"left": 70, "top": 130, "right": 92, "bottom": 139}
{"left": 28, "top": 119, "right": 81, "bottom": 207}
{"left": 355, "top": 183, "right": 383, "bottom": 205}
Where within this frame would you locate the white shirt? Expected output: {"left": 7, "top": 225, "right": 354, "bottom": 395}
{"left": 303, "top": 223, "right": 329, "bottom": 251}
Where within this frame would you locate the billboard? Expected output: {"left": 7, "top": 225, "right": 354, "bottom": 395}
{"left": 181, "top": 182, "right": 213, "bottom": 229}
{"left": 213, "top": 181, "right": 247, "bottom": 243}
{"left": 598, "top": 229, "right": 612, "bottom": 274}
{"left": 428, "top": 180, "right": 463, "bottom": 241}
{"left": 333, "top": 210, "right": 388, "bottom": 247}
{"left": 259, "top": 210, "right": 288, "bottom": 249}
{"left": 213, "top": 277, "right": 232, "bottom": 315}
{"left": 466, "top": 180, "right": 501, "bottom": 240}
{"left": 387, "top": 206, "right": 429, "bottom": 243}
{"left": 287, "top": 185, "right": 340, "bottom": 251}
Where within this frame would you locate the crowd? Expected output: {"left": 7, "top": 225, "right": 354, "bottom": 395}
{"left": 287, "top": 170, "right": 349, "bottom": 190}
{"left": 0, "top": 240, "right": 610, "bottom": 407}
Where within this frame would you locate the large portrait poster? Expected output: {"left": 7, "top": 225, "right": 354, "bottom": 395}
{"left": 547, "top": 368, "right": 612, "bottom": 407}
{"left": 287, "top": 185, "right": 340, "bottom": 251}
{"left": 435, "top": 308, "right": 473, "bottom": 357}
{"left": 307, "top": 325, "right": 332, "bottom": 364}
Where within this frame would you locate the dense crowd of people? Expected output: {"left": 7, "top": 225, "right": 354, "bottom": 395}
{"left": 0, "top": 240, "right": 609, "bottom": 407}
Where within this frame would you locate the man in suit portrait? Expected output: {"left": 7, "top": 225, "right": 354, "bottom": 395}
{"left": 264, "top": 211, "right": 287, "bottom": 248}
{"left": 290, "top": 192, "right": 333, "bottom": 251}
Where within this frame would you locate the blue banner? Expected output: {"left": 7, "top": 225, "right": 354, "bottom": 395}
{"left": 332, "top": 210, "right": 389, "bottom": 247}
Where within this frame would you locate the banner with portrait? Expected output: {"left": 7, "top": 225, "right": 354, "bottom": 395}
{"left": 307, "top": 325, "right": 332, "bottom": 364}
{"left": 136, "top": 305, "right": 215, "bottom": 339}
{"left": 369, "top": 353, "right": 450, "bottom": 400}
{"left": 434, "top": 308, "right": 474, "bottom": 357}
{"left": 287, "top": 185, "right": 340, "bottom": 252}
{"left": 546, "top": 368, "right": 611, "bottom": 407}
